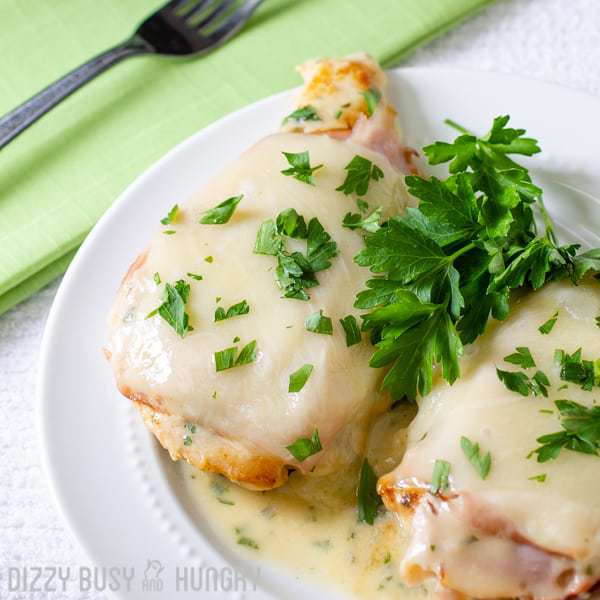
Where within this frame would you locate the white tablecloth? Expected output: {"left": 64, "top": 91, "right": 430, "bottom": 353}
{"left": 1, "top": 0, "right": 598, "bottom": 598}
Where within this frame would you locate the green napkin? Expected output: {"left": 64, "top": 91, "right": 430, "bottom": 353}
{"left": 0, "top": 0, "right": 492, "bottom": 315}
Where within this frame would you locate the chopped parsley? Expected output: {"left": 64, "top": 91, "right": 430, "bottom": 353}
{"left": 282, "top": 105, "right": 320, "bottom": 124}
{"left": 596, "top": 315, "right": 600, "bottom": 329}
{"left": 538, "top": 311, "right": 558, "bottom": 334}
{"left": 342, "top": 207, "right": 382, "bottom": 233}
{"left": 361, "top": 87, "right": 381, "bottom": 117}
{"left": 339, "top": 315, "right": 362, "bottom": 346}
{"left": 353, "top": 115, "right": 599, "bottom": 401}
{"left": 504, "top": 346, "right": 535, "bottom": 368}
{"left": 430, "top": 459, "right": 451, "bottom": 494}
{"left": 533, "top": 400, "right": 600, "bottom": 462}
{"left": 255, "top": 211, "right": 338, "bottom": 301}
{"left": 232, "top": 336, "right": 240, "bottom": 343}
{"left": 183, "top": 435, "right": 192, "bottom": 446}
{"left": 460, "top": 436, "right": 491, "bottom": 479}
{"left": 357, "top": 198, "right": 369, "bottom": 213}
{"left": 528, "top": 473, "right": 547, "bottom": 482}
{"left": 214, "top": 299, "right": 250, "bottom": 322}
{"left": 153, "top": 272, "right": 161, "bottom": 285}
{"left": 160, "top": 204, "right": 179, "bottom": 225}
{"left": 336, "top": 155, "right": 384, "bottom": 196}
{"left": 237, "top": 535, "right": 259, "bottom": 550}
{"left": 556, "top": 348, "right": 599, "bottom": 390}
{"left": 199, "top": 195, "right": 242, "bottom": 224}
{"left": 204, "top": 255, "right": 213, "bottom": 263}
{"left": 214, "top": 340, "right": 257, "bottom": 372}
{"left": 162, "top": 229, "right": 176, "bottom": 235}
{"left": 288, "top": 363, "right": 313, "bottom": 392}
{"left": 146, "top": 280, "right": 193, "bottom": 338}
{"left": 496, "top": 367, "right": 549, "bottom": 397}
{"left": 305, "top": 310, "right": 333, "bottom": 335}
{"left": 187, "top": 272, "right": 203, "bottom": 281}
{"left": 286, "top": 429, "right": 322, "bottom": 461}
{"left": 357, "top": 458, "right": 382, "bottom": 525}
{"left": 281, "top": 151, "right": 323, "bottom": 186}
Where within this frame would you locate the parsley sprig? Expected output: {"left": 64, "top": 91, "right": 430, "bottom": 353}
{"left": 354, "top": 116, "right": 599, "bottom": 401}
{"left": 147, "top": 280, "right": 193, "bottom": 338}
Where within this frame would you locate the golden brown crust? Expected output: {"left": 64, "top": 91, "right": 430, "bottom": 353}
{"left": 135, "top": 402, "right": 288, "bottom": 491}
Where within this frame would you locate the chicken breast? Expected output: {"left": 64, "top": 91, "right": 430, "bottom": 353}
{"left": 378, "top": 279, "right": 600, "bottom": 598}
{"left": 106, "top": 54, "right": 413, "bottom": 490}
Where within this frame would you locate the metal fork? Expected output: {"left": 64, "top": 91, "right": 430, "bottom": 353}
{"left": 0, "top": 0, "right": 263, "bottom": 150}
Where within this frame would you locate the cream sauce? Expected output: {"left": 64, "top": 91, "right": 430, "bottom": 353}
{"left": 179, "top": 404, "right": 431, "bottom": 599}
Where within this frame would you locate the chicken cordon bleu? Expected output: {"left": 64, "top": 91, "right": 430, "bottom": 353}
{"left": 106, "top": 54, "right": 413, "bottom": 490}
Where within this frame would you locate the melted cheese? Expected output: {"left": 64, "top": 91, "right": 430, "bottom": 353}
{"left": 107, "top": 132, "right": 409, "bottom": 480}
{"left": 380, "top": 280, "right": 600, "bottom": 598}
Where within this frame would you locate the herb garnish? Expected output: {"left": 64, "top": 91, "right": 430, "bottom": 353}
{"left": 496, "top": 367, "right": 549, "bottom": 397}
{"left": 336, "top": 155, "right": 384, "bottom": 197}
{"left": 254, "top": 211, "right": 338, "bottom": 300}
{"left": 528, "top": 473, "right": 547, "bottom": 482}
{"left": 430, "top": 459, "right": 451, "bottom": 494}
{"left": 153, "top": 272, "right": 161, "bottom": 285}
{"left": 539, "top": 311, "right": 558, "bottom": 334}
{"left": 504, "top": 346, "right": 535, "bottom": 368}
{"left": 305, "top": 310, "right": 333, "bottom": 335}
{"left": 283, "top": 105, "right": 320, "bottom": 124}
{"left": 161, "top": 204, "right": 179, "bottom": 225}
{"left": 461, "top": 436, "right": 491, "bottom": 479}
{"left": 357, "top": 458, "right": 382, "bottom": 525}
{"left": 214, "top": 300, "right": 250, "bottom": 322}
{"left": 556, "top": 348, "right": 599, "bottom": 390}
{"left": 288, "top": 363, "right": 314, "bottom": 392}
{"left": 162, "top": 230, "right": 176, "bottom": 235}
{"left": 354, "top": 116, "right": 599, "bottom": 401}
{"left": 286, "top": 429, "right": 322, "bottom": 461}
{"left": 343, "top": 207, "right": 382, "bottom": 233}
{"left": 340, "top": 315, "right": 362, "bottom": 346}
{"left": 361, "top": 88, "right": 381, "bottom": 117}
{"left": 187, "top": 272, "right": 203, "bottom": 281}
{"left": 147, "top": 280, "right": 193, "bottom": 338}
{"left": 199, "top": 195, "right": 242, "bottom": 224}
{"left": 533, "top": 400, "right": 600, "bottom": 462}
{"left": 281, "top": 151, "right": 323, "bottom": 185}
{"left": 237, "top": 535, "right": 259, "bottom": 550}
{"left": 214, "top": 340, "right": 257, "bottom": 372}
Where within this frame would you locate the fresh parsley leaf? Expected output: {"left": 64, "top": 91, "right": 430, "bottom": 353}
{"left": 187, "top": 272, "right": 203, "bottom": 281}
{"left": 214, "top": 340, "right": 257, "bottom": 371}
{"left": 161, "top": 204, "right": 179, "bottom": 225}
{"left": 254, "top": 219, "right": 283, "bottom": 256}
{"left": 342, "top": 208, "right": 382, "bottom": 233}
{"left": 282, "top": 105, "right": 320, "bottom": 124}
{"left": 533, "top": 399, "right": 600, "bottom": 462}
{"left": 531, "top": 370, "right": 550, "bottom": 397}
{"left": 496, "top": 368, "right": 531, "bottom": 396}
{"left": 147, "top": 280, "right": 193, "bottom": 338}
{"left": 557, "top": 348, "right": 599, "bottom": 391}
{"left": 204, "top": 255, "right": 214, "bottom": 263}
{"left": 336, "top": 155, "right": 384, "bottom": 197}
{"left": 214, "top": 300, "right": 250, "bottom": 322}
{"left": 183, "top": 435, "right": 192, "bottom": 446}
{"left": 361, "top": 87, "right": 381, "bottom": 117}
{"left": 340, "top": 315, "right": 362, "bottom": 346}
{"left": 286, "top": 429, "right": 322, "bottom": 461}
{"left": 596, "top": 316, "right": 600, "bottom": 329}
{"left": 199, "top": 195, "right": 242, "bottom": 224}
{"left": 305, "top": 310, "right": 333, "bottom": 335}
{"left": 276, "top": 208, "right": 308, "bottom": 239}
{"left": 538, "top": 311, "right": 558, "bottom": 334}
{"left": 288, "top": 363, "right": 314, "bottom": 392}
{"left": 281, "top": 151, "right": 323, "bottom": 185}
{"left": 153, "top": 272, "right": 161, "bottom": 285}
{"left": 357, "top": 458, "right": 382, "bottom": 525}
{"left": 357, "top": 198, "right": 369, "bottom": 213}
{"left": 528, "top": 473, "right": 547, "bottom": 483}
{"left": 504, "top": 346, "right": 536, "bottom": 368}
{"left": 460, "top": 436, "right": 492, "bottom": 479}
{"left": 163, "top": 229, "right": 176, "bottom": 235}
{"left": 430, "top": 459, "right": 451, "bottom": 494}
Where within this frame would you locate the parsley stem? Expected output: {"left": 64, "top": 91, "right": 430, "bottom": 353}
{"left": 444, "top": 119, "right": 471, "bottom": 135}
{"left": 536, "top": 196, "right": 558, "bottom": 246}
{"left": 449, "top": 241, "right": 476, "bottom": 262}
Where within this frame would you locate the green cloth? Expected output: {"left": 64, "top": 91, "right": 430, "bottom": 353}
{"left": 0, "top": 0, "right": 493, "bottom": 315}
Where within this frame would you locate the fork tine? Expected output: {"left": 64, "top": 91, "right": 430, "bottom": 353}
{"left": 175, "top": 0, "right": 214, "bottom": 18}
{"left": 193, "top": 0, "right": 238, "bottom": 31}
{"left": 202, "top": 0, "right": 262, "bottom": 44}
{"left": 161, "top": 0, "right": 193, "bottom": 13}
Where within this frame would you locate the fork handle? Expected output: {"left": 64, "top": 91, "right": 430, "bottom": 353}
{"left": 0, "top": 36, "right": 152, "bottom": 150}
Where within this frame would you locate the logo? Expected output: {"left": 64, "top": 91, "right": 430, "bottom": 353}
{"left": 142, "top": 559, "right": 165, "bottom": 592}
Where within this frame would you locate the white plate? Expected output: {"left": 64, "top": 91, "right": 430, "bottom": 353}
{"left": 38, "top": 68, "right": 600, "bottom": 600}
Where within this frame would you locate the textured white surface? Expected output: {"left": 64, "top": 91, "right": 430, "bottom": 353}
{"left": 1, "top": 0, "right": 599, "bottom": 598}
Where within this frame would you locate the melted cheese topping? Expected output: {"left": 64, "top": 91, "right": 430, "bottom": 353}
{"left": 107, "top": 132, "right": 409, "bottom": 483}
{"left": 380, "top": 280, "right": 600, "bottom": 598}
